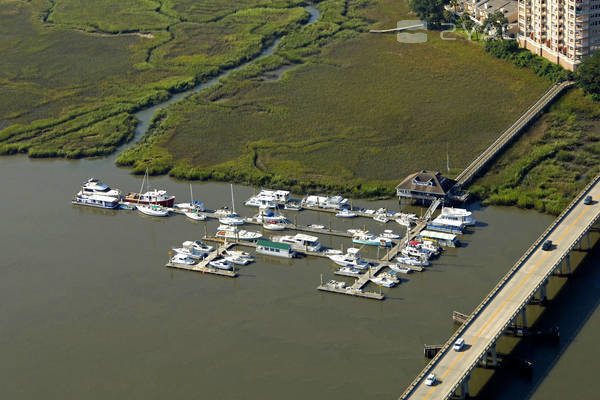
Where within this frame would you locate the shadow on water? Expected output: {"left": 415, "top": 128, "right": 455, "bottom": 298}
{"left": 475, "top": 242, "right": 600, "bottom": 400}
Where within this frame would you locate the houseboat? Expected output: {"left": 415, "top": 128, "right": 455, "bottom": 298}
{"left": 215, "top": 225, "right": 262, "bottom": 241}
{"left": 72, "top": 193, "right": 120, "bottom": 209}
{"left": 418, "top": 230, "right": 461, "bottom": 248}
{"left": 427, "top": 216, "right": 464, "bottom": 235}
{"left": 256, "top": 239, "right": 296, "bottom": 258}
{"left": 245, "top": 189, "right": 290, "bottom": 208}
{"left": 273, "top": 233, "right": 322, "bottom": 252}
{"left": 440, "top": 207, "right": 476, "bottom": 226}
{"left": 301, "top": 195, "right": 349, "bottom": 210}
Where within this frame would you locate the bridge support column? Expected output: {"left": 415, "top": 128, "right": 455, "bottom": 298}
{"left": 491, "top": 345, "right": 498, "bottom": 367}
{"left": 459, "top": 375, "right": 470, "bottom": 399}
{"left": 521, "top": 308, "right": 528, "bottom": 329}
{"left": 565, "top": 253, "right": 572, "bottom": 275}
{"left": 587, "top": 231, "right": 592, "bottom": 251}
{"left": 538, "top": 279, "right": 548, "bottom": 304}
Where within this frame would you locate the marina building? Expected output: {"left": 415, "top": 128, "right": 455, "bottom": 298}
{"left": 518, "top": 0, "right": 600, "bottom": 70}
{"left": 396, "top": 171, "right": 458, "bottom": 203}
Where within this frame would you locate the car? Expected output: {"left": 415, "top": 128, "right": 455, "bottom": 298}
{"left": 424, "top": 373, "right": 437, "bottom": 386}
{"left": 542, "top": 240, "right": 553, "bottom": 251}
{"left": 453, "top": 338, "right": 465, "bottom": 352}
{"left": 584, "top": 195, "right": 593, "bottom": 205}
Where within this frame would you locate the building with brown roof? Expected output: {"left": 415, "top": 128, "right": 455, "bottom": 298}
{"left": 396, "top": 170, "right": 457, "bottom": 202}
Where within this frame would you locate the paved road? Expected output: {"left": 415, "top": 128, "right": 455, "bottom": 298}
{"left": 402, "top": 176, "right": 600, "bottom": 400}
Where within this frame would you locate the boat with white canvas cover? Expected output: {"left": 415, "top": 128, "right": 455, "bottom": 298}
{"left": 337, "top": 266, "right": 364, "bottom": 276}
{"left": 215, "top": 225, "right": 262, "bottom": 241}
{"left": 284, "top": 202, "right": 302, "bottom": 211}
{"left": 273, "top": 233, "right": 322, "bottom": 252}
{"left": 223, "top": 255, "right": 252, "bottom": 265}
{"left": 328, "top": 248, "right": 369, "bottom": 269}
{"left": 184, "top": 240, "right": 214, "bottom": 254}
{"left": 221, "top": 249, "right": 253, "bottom": 261}
{"left": 252, "top": 207, "right": 288, "bottom": 223}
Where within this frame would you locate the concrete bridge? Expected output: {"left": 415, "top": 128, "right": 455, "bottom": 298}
{"left": 399, "top": 173, "right": 600, "bottom": 400}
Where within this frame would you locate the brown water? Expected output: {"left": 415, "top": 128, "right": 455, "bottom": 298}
{"left": 0, "top": 154, "right": 568, "bottom": 399}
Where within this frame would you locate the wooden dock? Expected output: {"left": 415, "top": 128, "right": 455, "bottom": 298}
{"left": 165, "top": 242, "right": 238, "bottom": 278}
{"left": 317, "top": 284, "right": 384, "bottom": 300}
{"left": 244, "top": 217, "right": 353, "bottom": 237}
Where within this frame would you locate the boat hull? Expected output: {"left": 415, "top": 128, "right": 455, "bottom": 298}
{"left": 72, "top": 198, "right": 119, "bottom": 209}
{"left": 124, "top": 195, "right": 175, "bottom": 207}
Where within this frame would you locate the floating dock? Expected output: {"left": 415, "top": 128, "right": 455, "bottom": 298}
{"left": 165, "top": 243, "right": 238, "bottom": 278}
{"left": 317, "top": 284, "right": 384, "bottom": 300}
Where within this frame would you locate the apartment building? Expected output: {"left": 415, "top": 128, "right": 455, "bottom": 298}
{"left": 518, "top": 0, "right": 600, "bottom": 70}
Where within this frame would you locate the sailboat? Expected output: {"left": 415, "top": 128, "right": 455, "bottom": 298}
{"left": 183, "top": 184, "right": 206, "bottom": 221}
{"left": 136, "top": 169, "right": 169, "bottom": 217}
{"left": 219, "top": 184, "right": 245, "bottom": 225}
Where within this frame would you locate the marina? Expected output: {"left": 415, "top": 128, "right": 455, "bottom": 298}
{"left": 165, "top": 242, "right": 238, "bottom": 278}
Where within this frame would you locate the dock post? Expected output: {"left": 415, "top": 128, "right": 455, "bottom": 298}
{"left": 294, "top": 215, "right": 297, "bottom": 226}
{"left": 329, "top": 215, "right": 332, "bottom": 231}
{"left": 320, "top": 273, "right": 323, "bottom": 286}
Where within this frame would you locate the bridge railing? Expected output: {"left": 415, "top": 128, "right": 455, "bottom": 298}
{"left": 454, "top": 81, "right": 574, "bottom": 186}
{"left": 399, "top": 171, "right": 600, "bottom": 400}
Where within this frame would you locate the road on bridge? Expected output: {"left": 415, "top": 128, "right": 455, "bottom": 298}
{"left": 402, "top": 176, "right": 600, "bottom": 400}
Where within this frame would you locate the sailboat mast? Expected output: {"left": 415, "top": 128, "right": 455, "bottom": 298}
{"left": 137, "top": 169, "right": 147, "bottom": 205}
{"left": 230, "top": 184, "right": 236, "bottom": 214}
{"left": 190, "top": 183, "right": 193, "bottom": 205}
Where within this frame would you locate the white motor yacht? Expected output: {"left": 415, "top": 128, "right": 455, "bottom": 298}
{"left": 335, "top": 209, "right": 357, "bottom": 218}
{"left": 440, "top": 207, "right": 476, "bottom": 226}
{"left": 219, "top": 213, "right": 245, "bottom": 226}
{"left": 380, "top": 230, "right": 401, "bottom": 239}
{"left": 223, "top": 255, "right": 252, "bottom": 265}
{"left": 184, "top": 240, "right": 214, "bottom": 254}
{"left": 352, "top": 231, "right": 393, "bottom": 247}
{"left": 337, "top": 266, "right": 364, "bottom": 276}
{"left": 78, "top": 178, "right": 122, "bottom": 200}
{"left": 373, "top": 214, "right": 390, "bottom": 223}
{"left": 328, "top": 248, "right": 369, "bottom": 269}
{"left": 388, "top": 264, "right": 412, "bottom": 274}
{"left": 172, "top": 246, "right": 205, "bottom": 260}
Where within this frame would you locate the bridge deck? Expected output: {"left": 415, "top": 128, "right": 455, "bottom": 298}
{"left": 402, "top": 174, "right": 600, "bottom": 400}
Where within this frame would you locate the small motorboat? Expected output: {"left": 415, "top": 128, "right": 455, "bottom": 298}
{"left": 337, "top": 266, "right": 364, "bottom": 276}
{"left": 263, "top": 221, "right": 287, "bottom": 231}
{"left": 380, "top": 230, "right": 400, "bottom": 239}
{"left": 373, "top": 214, "right": 390, "bottom": 223}
{"left": 308, "top": 224, "right": 326, "bottom": 230}
{"left": 370, "top": 276, "right": 396, "bottom": 288}
{"left": 219, "top": 213, "right": 245, "bottom": 226}
{"left": 223, "top": 255, "right": 252, "bottom": 265}
{"left": 184, "top": 210, "right": 207, "bottom": 221}
{"left": 209, "top": 258, "right": 233, "bottom": 270}
{"left": 221, "top": 249, "right": 254, "bottom": 261}
{"left": 324, "top": 279, "right": 347, "bottom": 289}
{"left": 284, "top": 203, "right": 302, "bottom": 211}
{"left": 136, "top": 204, "right": 169, "bottom": 217}
{"left": 172, "top": 246, "right": 205, "bottom": 260}
{"left": 389, "top": 264, "right": 412, "bottom": 274}
{"left": 119, "top": 202, "right": 135, "bottom": 210}
{"left": 216, "top": 225, "right": 262, "bottom": 241}
{"left": 324, "top": 249, "right": 344, "bottom": 256}
{"left": 170, "top": 254, "right": 195, "bottom": 265}
{"left": 336, "top": 209, "right": 357, "bottom": 218}
{"left": 395, "top": 256, "right": 429, "bottom": 267}
{"left": 184, "top": 240, "right": 214, "bottom": 254}
{"left": 352, "top": 231, "right": 393, "bottom": 247}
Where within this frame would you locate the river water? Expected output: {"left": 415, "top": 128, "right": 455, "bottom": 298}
{"left": 1, "top": 5, "right": 598, "bottom": 399}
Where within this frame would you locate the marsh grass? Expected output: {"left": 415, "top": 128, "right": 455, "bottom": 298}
{"left": 472, "top": 88, "right": 600, "bottom": 214}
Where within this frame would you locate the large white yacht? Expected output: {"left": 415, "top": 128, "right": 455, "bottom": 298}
{"left": 328, "top": 248, "right": 369, "bottom": 269}
{"left": 79, "top": 178, "right": 121, "bottom": 199}
{"left": 439, "top": 207, "right": 476, "bottom": 226}
{"left": 301, "top": 195, "right": 349, "bottom": 210}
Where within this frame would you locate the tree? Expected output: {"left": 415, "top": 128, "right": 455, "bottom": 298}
{"left": 409, "top": 0, "right": 449, "bottom": 30}
{"left": 482, "top": 10, "right": 508, "bottom": 39}
{"left": 577, "top": 51, "right": 600, "bottom": 100}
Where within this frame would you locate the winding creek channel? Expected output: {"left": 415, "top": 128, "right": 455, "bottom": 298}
{"left": 2, "top": 5, "right": 600, "bottom": 399}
